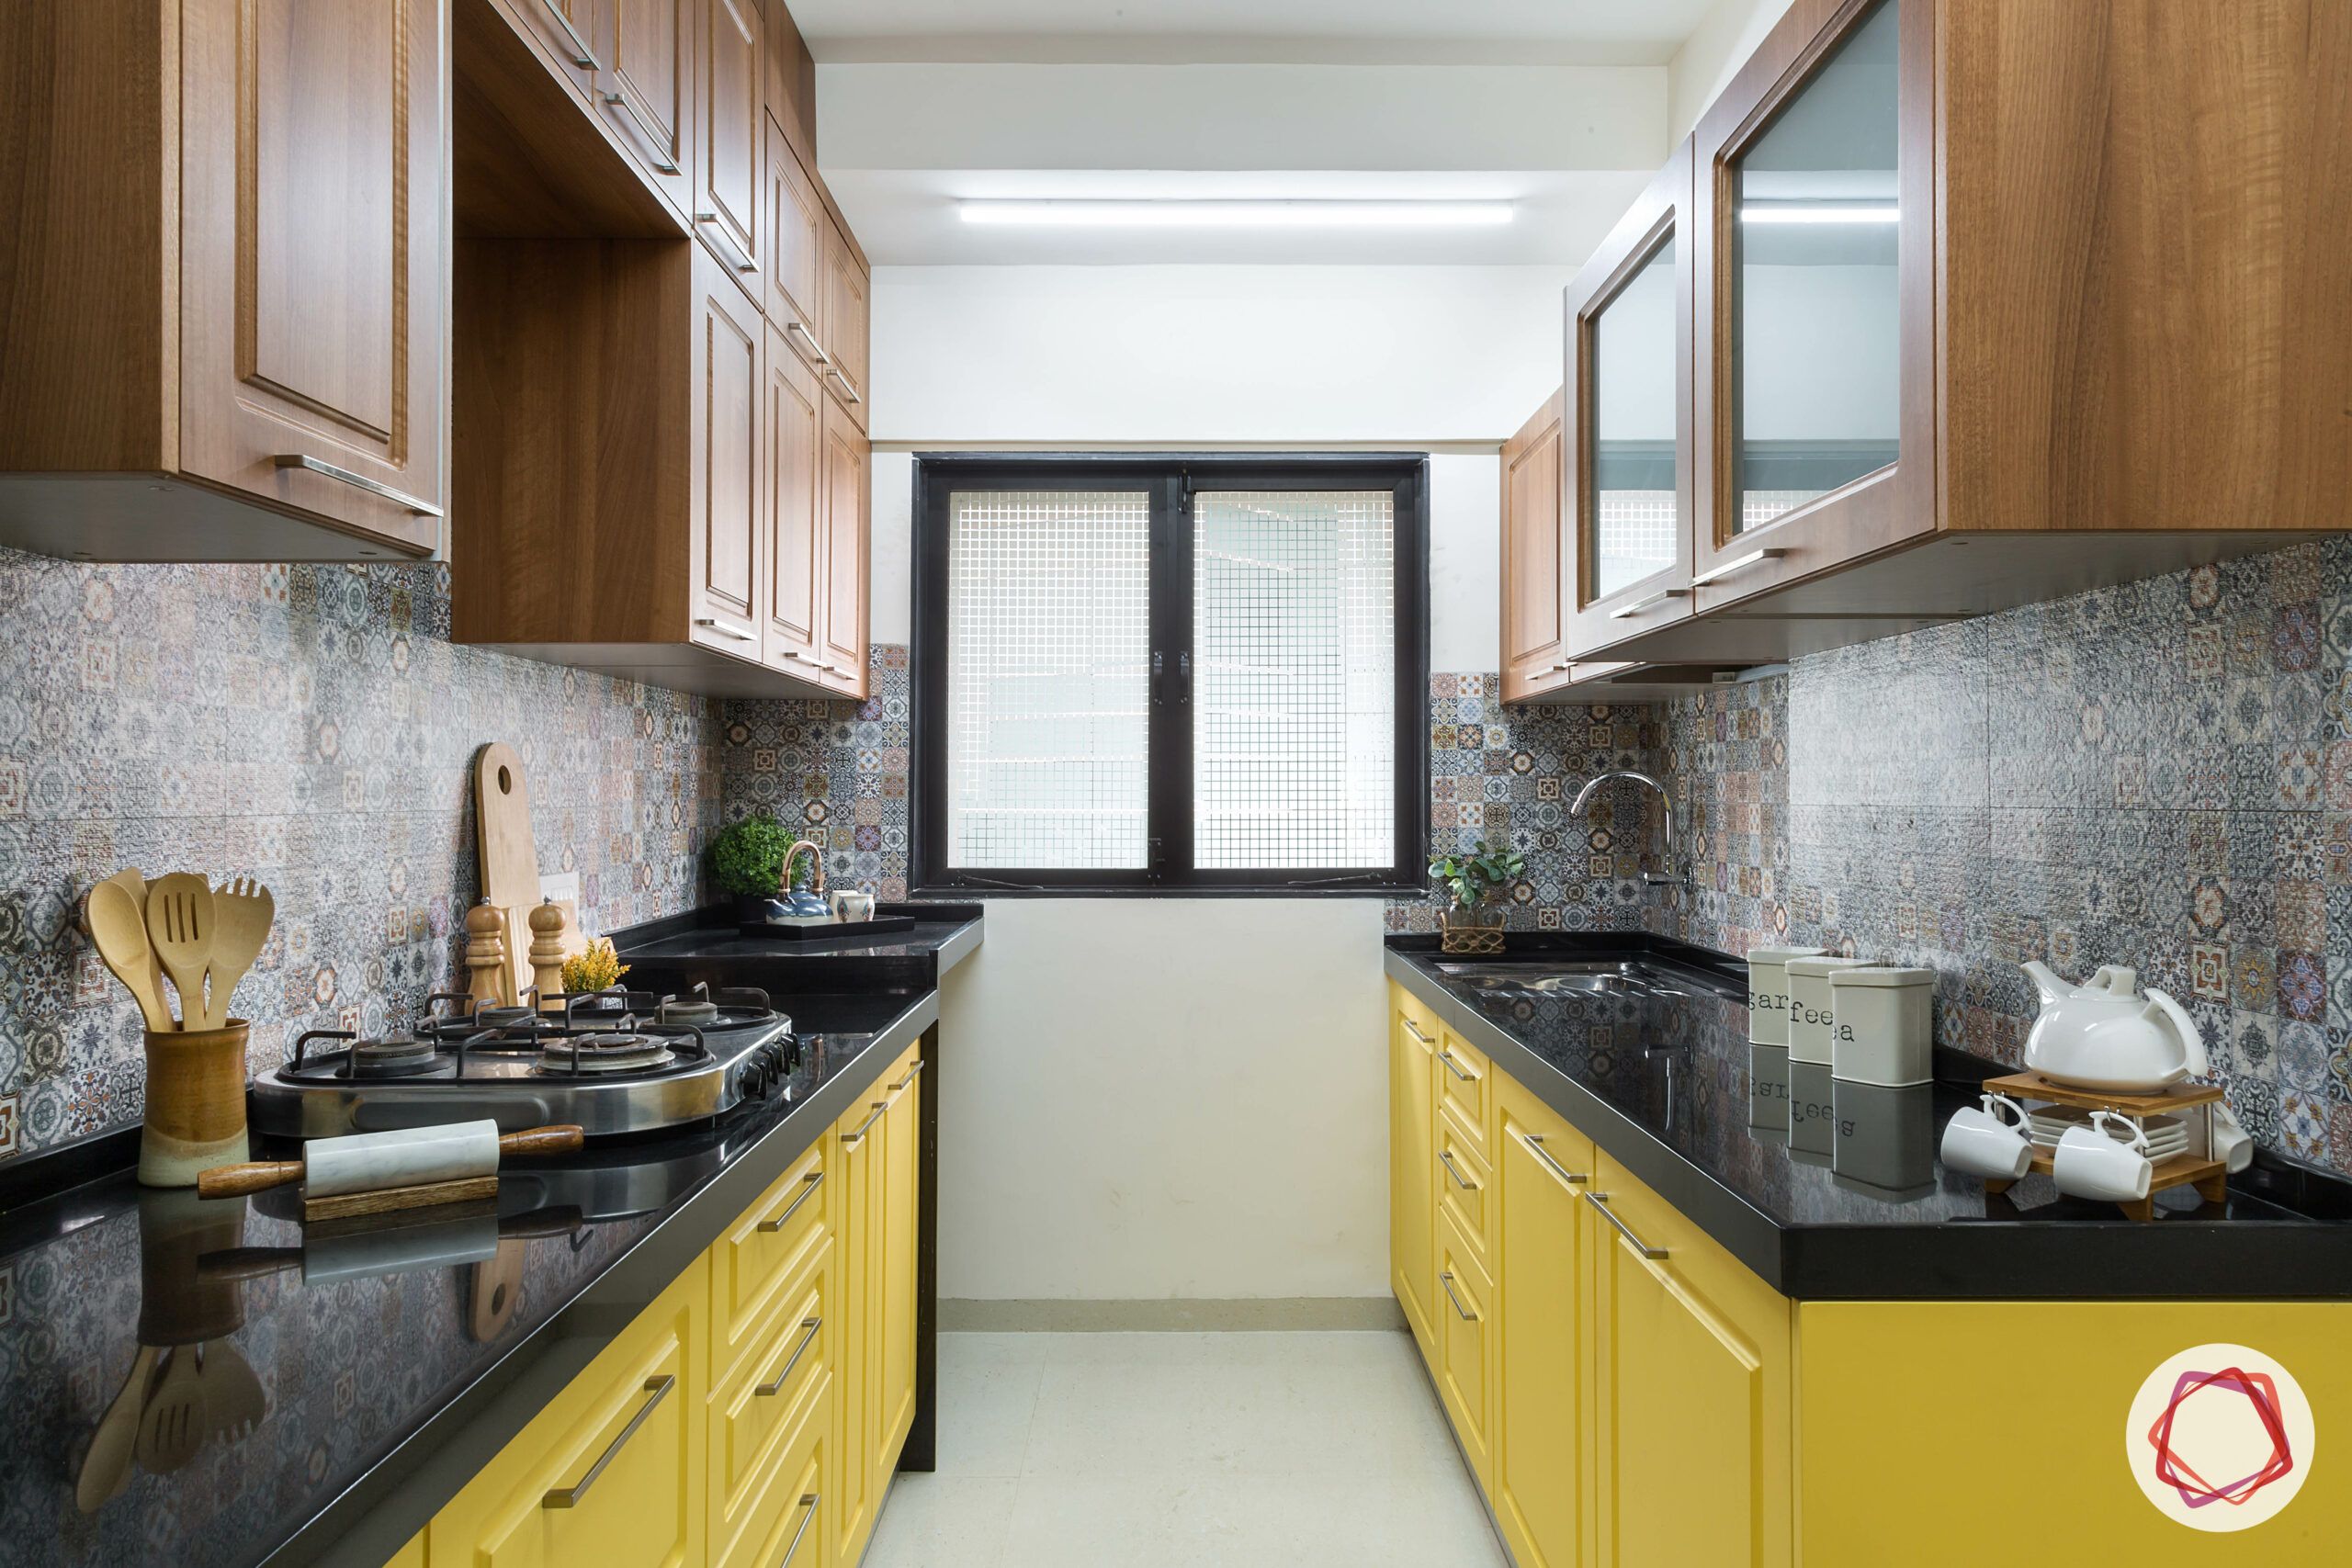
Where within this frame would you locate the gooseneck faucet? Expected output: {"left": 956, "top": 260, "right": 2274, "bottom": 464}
{"left": 1568, "top": 770, "right": 1687, "bottom": 887}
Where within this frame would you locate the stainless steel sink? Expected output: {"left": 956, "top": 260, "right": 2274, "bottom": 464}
{"left": 1431, "top": 959, "right": 1702, "bottom": 1001}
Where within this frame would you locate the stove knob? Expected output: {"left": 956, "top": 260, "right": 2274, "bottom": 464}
{"left": 739, "top": 1062, "right": 768, "bottom": 1100}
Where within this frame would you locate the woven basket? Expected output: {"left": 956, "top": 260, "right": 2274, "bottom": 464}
{"left": 1440, "top": 910, "right": 1507, "bottom": 955}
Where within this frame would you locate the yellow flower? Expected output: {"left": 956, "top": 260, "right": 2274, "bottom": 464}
{"left": 560, "top": 937, "right": 630, "bottom": 996}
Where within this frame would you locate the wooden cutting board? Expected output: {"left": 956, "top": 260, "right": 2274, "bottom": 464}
{"left": 473, "top": 743, "right": 540, "bottom": 1004}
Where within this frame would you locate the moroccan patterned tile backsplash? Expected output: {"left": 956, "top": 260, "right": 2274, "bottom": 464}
{"left": 0, "top": 547, "right": 721, "bottom": 1161}
{"left": 1645, "top": 538, "right": 2352, "bottom": 1175}
{"left": 718, "top": 646, "right": 913, "bottom": 897}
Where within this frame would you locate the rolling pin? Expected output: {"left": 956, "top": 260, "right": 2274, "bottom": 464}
{"left": 196, "top": 1122, "right": 582, "bottom": 1200}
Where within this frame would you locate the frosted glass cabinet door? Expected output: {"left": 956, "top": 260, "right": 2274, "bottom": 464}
{"left": 1588, "top": 233, "right": 1680, "bottom": 603}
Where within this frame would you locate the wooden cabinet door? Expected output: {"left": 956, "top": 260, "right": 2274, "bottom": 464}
{"left": 1563, "top": 141, "right": 1697, "bottom": 658}
{"left": 765, "top": 116, "right": 827, "bottom": 363}
{"left": 691, "top": 249, "right": 765, "bottom": 660}
{"left": 177, "top": 0, "right": 447, "bottom": 557}
{"left": 817, "top": 397, "right": 870, "bottom": 696}
{"left": 763, "top": 323, "right": 827, "bottom": 676}
{"left": 602, "top": 0, "right": 692, "bottom": 213}
{"left": 1498, "top": 392, "right": 1569, "bottom": 701}
{"left": 695, "top": 0, "right": 763, "bottom": 281}
{"left": 502, "top": 0, "right": 606, "bottom": 96}
{"left": 874, "top": 1047, "right": 923, "bottom": 1474}
{"left": 829, "top": 1101, "right": 884, "bottom": 1567}
{"left": 1494, "top": 1080, "right": 1595, "bottom": 1568}
{"left": 1389, "top": 988, "right": 1439, "bottom": 1359}
{"left": 1590, "top": 1155, "right": 1790, "bottom": 1568}
{"left": 820, "top": 224, "right": 869, "bottom": 429}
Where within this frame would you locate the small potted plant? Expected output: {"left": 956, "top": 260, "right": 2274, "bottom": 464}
{"left": 1430, "top": 839, "right": 1526, "bottom": 954}
{"left": 705, "top": 812, "right": 798, "bottom": 920}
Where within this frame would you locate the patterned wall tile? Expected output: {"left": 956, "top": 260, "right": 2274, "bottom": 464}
{"left": 718, "top": 647, "right": 914, "bottom": 901}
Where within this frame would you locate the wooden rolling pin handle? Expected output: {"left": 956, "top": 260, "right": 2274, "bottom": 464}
{"left": 198, "top": 1160, "right": 307, "bottom": 1199}
{"left": 502, "top": 1125, "right": 585, "bottom": 1157}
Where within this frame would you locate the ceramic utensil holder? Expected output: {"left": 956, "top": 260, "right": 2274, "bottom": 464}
{"left": 1828, "top": 965, "right": 1937, "bottom": 1085}
{"left": 140, "top": 1021, "right": 250, "bottom": 1188}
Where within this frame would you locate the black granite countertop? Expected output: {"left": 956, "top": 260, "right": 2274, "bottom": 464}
{"left": 611, "top": 901, "right": 985, "bottom": 992}
{"left": 1387, "top": 933, "right": 2352, "bottom": 1300}
{"left": 0, "top": 908, "right": 980, "bottom": 1568}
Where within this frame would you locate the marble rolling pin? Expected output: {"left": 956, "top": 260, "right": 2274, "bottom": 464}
{"left": 196, "top": 1122, "right": 582, "bottom": 1215}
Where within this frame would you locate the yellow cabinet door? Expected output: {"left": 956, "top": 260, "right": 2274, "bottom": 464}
{"left": 1494, "top": 1077, "right": 1596, "bottom": 1568}
{"left": 830, "top": 1088, "right": 887, "bottom": 1565}
{"left": 709, "top": 1240, "right": 832, "bottom": 1568}
{"left": 430, "top": 1258, "right": 707, "bottom": 1568}
{"left": 874, "top": 1043, "right": 924, "bottom": 1476}
{"left": 1589, "top": 1155, "right": 1789, "bottom": 1568}
{"left": 1435, "top": 1207, "right": 1496, "bottom": 1494}
{"left": 1389, "top": 986, "right": 1439, "bottom": 1359}
{"left": 382, "top": 1533, "right": 425, "bottom": 1568}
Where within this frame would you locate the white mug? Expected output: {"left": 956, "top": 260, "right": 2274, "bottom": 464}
{"left": 2052, "top": 1110, "right": 2154, "bottom": 1201}
{"left": 2210, "top": 1102, "right": 2254, "bottom": 1174}
{"left": 1939, "top": 1092, "right": 2034, "bottom": 1180}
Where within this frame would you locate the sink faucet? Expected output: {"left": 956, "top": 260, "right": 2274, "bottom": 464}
{"left": 1568, "top": 771, "right": 1687, "bottom": 887}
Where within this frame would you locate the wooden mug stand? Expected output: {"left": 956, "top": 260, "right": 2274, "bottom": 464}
{"left": 1977, "top": 1070, "right": 2230, "bottom": 1222}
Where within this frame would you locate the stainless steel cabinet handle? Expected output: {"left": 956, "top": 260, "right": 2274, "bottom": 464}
{"left": 1439, "top": 1149, "right": 1481, "bottom": 1192}
{"left": 1690, "top": 547, "right": 1786, "bottom": 586}
{"left": 1516, "top": 1130, "right": 1588, "bottom": 1190}
{"left": 1549, "top": 660, "right": 1575, "bottom": 671}
{"left": 541, "top": 1375, "right": 674, "bottom": 1507}
{"left": 779, "top": 1494, "right": 820, "bottom": 1566}
{"left": 756, "top": 1316, "right": 822, "bottom": 1397}
{"left": 272, "top": 454, "right": 443, "bottom": 518}
{"left": 601, "top": 90, "right": 681, "bottom": 172}
{"left": 784, "top": 319, "right": 831, "bottom": 367}
{"left": 1399, "top": 1019, "right": 1432, "bottom": 1045}
{"left": 1437, "top": 1050, "right": 1477, "bottom": 1084}
{"left": 1608, "top": 587, "right": 1686, "bottom": 620}
{"left": 824, "top": 365, "right": 863, "bottom": 405}
{"left": 1439, "top": 1269, "right": 1478, "bottom": 1323}
{"left": 695, "top": 617, "right": 756, "bottom": 643}
{"left": 1583, "top": 1191, "right": 1668, "bottom": 1259}
{"left": 840, "top": 1101, "right": 887, "bottom": 1145}
{"left": 529, "top": 0, "right": 599, "bottom": 67}
{"left": 888, "top": 1058, "right": 926, "bottom": 1093}
{"left": 697, "top": 213, "right": 758, "bottom": 273}
{"left": 757, "top": 1171, "right": 823, "bottom": 1233}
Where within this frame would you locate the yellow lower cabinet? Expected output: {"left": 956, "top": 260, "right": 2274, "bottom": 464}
{"left": 1589, "top": 1154, "right": 1790, "bottom": 1568}
{"left": 1435, "top": 1206, "right": 1497, "bottom": 1494}
{"left": 1796, "top": 1301, "right": 2352, "bottom": 1564}
{"left": 1390, "top": 986, "right": 1439, "bottom": 1359}
{"left": 382, "top": 1533, "right": 425, "bottom": 1567}
{"left": 712, "top": 1135, "right": 830, "bottom": 1386}
{"left": 710, "top": 1240, "right": 833, "bottom": 1568}
{"left": 874, "top": 1043, "right": 924, "bottom": 1475}
{"left": 429, "top": 1257, "right": 707, "bottom": 1568}
{"left": 1493, "top": 1078, "right": 1594, "bottom": 1568}
{"left": 831, "top": 1086, "right": 886, "bottom": 1566}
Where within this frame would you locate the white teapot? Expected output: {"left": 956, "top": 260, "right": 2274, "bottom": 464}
{"left": 2020, "top": 963, "right": 2208, "bottom": 1092}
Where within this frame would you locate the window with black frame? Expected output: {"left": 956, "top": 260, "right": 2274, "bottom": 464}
{"left": 910, "top": 456, "right": 1430, "bottom": 893}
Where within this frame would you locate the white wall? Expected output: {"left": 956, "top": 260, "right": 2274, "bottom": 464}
{"left": 876, "top": 264, "right": 1565, "bottom": 1306}
{"left": 1666, "top": 0, "right": 1798, "bottom": 141}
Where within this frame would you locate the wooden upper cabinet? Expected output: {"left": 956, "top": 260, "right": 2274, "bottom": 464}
{"left": 503, "top": 0, "right": 607, "bottom": 96}
{"left": 763, "top": 321, "right": 825, "bottom": 673}
{"left": 818, "top": 395, "right": 871, "bottom": 696}
{"left": 691, "top": 244, "right": 767, "bottom": 659}
{"left": 695, "top": 0, "right": 764, "bottom": 282}
{"left": 765, "top": 115, "right": 827, "bottom": 359}
{"left": 601, "top": 0, "right": 693, "bottom": 211}
{"left": 1498, "top": 393, "right": 1568, "bottom": 704}
{"left": 1561, "top": 140, "right": 1697, "bottom": 660}
{"left": 821, "top": 223, "right": 871, "bottom": 430}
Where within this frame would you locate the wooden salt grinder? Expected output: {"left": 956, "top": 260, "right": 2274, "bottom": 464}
{"left": 528, "top": 897, "right": 568, "bottom": 1010}
{"left": 466, "top": 898, "right": 512, "bottom": 1008}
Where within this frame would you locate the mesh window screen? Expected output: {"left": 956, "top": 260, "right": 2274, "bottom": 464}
{"left": 1193, "top": 491, "right": 1395, "bottom": 870}
{"left": 947, "top": 490, "right": 1151, "bottom": 869}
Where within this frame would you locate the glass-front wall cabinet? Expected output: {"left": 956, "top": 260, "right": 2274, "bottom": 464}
{"left": 1588, "top": 231, "right": 1680, "bottom": 601}
{"left": 1729, "top": 0, "right": 1901, "bottom": 531}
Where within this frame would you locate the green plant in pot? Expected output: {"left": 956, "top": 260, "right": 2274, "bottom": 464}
{"left": 1430, "top": 838, "right": 1526, "bottom": 954}
{"left": 706, "top": 813, "right": 805, "bottom": 920}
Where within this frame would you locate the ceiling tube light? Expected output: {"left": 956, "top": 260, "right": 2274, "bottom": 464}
{"left": 956, "top": 199, "right": 1516, "bottom": 230}
{"left": 1739, "top": 200, "right": 1901, "bottom": 225}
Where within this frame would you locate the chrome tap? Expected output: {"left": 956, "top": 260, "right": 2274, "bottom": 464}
{"left": 1568, "top": 771, "right": 1687, "bottom": 887}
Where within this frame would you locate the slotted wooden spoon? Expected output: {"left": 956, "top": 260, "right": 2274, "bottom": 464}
{"left": 145, "top": 874, "right": 215, "bottom": 1031}
{"left": 200, "top": 877, "right": 274, "bottom": 1030}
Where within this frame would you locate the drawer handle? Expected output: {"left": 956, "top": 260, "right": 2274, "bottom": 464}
{"left": 1516, "top": 1130, "right": 1588, "bottom": 1190}
{"left": 784, "top": 319, "right": 831, "bottom": 367}
{"left": 1399, "top": 1019, "right": 1432, "bottom": 1045}
{"left": 271, "top": 453, "right": 443, "bottom": 518}
{"left": 840, "top": 1101, "right": 887, "bottom": 1145}
{"left": 1690, "top": 546, "right": 1786, "bottom": 586}
{"left": 1608, "top": 587, "right": 1685, "bottom": 620}
{"left": 1439, "top": 1269, "right": 1479, "bottom": 1323}
{"left": 779, "top": 1493, "right": 820, "bottom": 1566}
{"left": 695, "top": 616, "right": 756, "bottom": 644}
{"left": 824, "top": 365, "right": 863, "bottom": 405}
{"left": 889, "top": 1058, "right": 925, "bottom": 1093}
{"left": 1439, "top": 1149, "right": 1481, "bottom": 1192}
{"left": 541, "top": 1374, "right": 674, "bottom": 1508}
{"left": 601, "top": 90, "right": 681, "bottom": 173}
{"left": 697, "top": 212, "right": 758, "bottom": 274}
{"left": 529, "top": 0, "right": 599, "bottom": 67}
{"left": 756, "top": 1316, "right": 822, "bottom": 1397}
{"left": 1437, "top": 1050, "right": 1477, "bottom": 1085}
{"left": 757, "top": 1171, "right": 823, "bottom": 1233}
{"left": 1584, "top": 1191, "right": 1668, "bottom": 1259}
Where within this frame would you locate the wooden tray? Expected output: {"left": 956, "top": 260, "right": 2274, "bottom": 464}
{"left": 738, "top": 915, "right": 918, "bottom": 942}
{"left": 1978, "top": 1071, "right": 2228, "bottom": 1221}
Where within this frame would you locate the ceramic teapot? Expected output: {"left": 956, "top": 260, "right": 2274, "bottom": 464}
{"left": 2020, "top": 963, "right": 2208, "bottom": 1092}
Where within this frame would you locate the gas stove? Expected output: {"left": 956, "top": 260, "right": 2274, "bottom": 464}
{"left": 249, "top": 986, "right": 800, "bottom": 1141}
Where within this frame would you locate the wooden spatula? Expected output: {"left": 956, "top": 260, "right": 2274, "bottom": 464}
{"left": 145, "top": 874, "right": 215, "bottom": 1030}
{"left": 86, "top": 878, "right": 175, "bottom": 1032}
{"left": 201, "top": 877, "right": 274, "bottom": 1030}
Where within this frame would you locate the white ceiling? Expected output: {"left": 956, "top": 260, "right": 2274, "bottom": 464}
{"left": 789, "top": 0, "right": 1722, "bottom": 65}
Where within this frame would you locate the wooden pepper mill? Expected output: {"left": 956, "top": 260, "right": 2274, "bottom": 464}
{"left": 528, "top": 897, "right": 569, "bottom": 1010}
{"left": 466, "top": 898, "right": 512, "bottom": 1008}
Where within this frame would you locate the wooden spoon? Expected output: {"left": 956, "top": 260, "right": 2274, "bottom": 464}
{"left": 201, "top": 877, "right": 274, "bottom": 1031}
{"left": 75, "top": 1345, "right": 160, "bottom": 1513}
{"left": 145, "top": 874, "right": 215, "bottom": 1031}
{"left": 86, "top": 880, "right": 174, "bottom": 1033}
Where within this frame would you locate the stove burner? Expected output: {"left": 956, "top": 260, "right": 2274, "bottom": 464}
{"left": 345, "top": 1035, "right": 441, "bottom": 1078}
{"left": 537, "top": 1033, "right": 680, "bottom": 1077}
{"left": 470, "top": 1005, "right": 537, "bottom": 1031}
{"left": 655, "top": 984, "right": 776, "bottom": 1031}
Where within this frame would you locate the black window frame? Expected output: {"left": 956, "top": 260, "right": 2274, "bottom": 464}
{"left": 911, "top": 452, "right": 1430, "bottom": 896}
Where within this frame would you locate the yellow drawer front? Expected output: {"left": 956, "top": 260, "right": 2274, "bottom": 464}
{"left": 1436, "top": 1206, "right": 1495, "bottom": 1491}
{"left": 717, "top": 1372, "right": 831, "bottom": 1568}
{"left": 1436, "top": 1029, "right": 1491, "bottom": 1156}
{"left": 1395, "top": 982, "right": 1443, "bottom": 1046}
{"left": 1436, "top": 1108, "right": 1491, "bottom": 1263}
{"left": 712, "top": 1136, "right": 830, "bottom": 1385}
{"left": 711, "top": 1237, "right": 832, "bottom": 1558}
{"left": 430, "top": 1258, "right": 707, "bottom": 1568}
